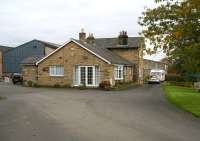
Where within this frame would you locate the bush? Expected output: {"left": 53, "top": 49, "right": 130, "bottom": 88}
{"left": 78, "top": 83, "right": 87, "bottom": 90}
{"left": 165, "top": 74, "right": 185, "bottom": 82}
{"left": 32, "top": 82, "right": 39, "bottom": 87}
{"left": 169, "top": 81, "right": 193, "bottom": 87}
{"left": 113, "top": 81, "right": 135, "bottom": 90}
{"left": 144, "top": 75, "right": 150, "bottom": 82}
{"left": 99, "top": 80, "right": 111, "bottom": 90}
{"left": 27, "top": 80, "right": 33, "bottom": 87}
{"left": 54, "top": 84, "right": 61, "bottom": 88}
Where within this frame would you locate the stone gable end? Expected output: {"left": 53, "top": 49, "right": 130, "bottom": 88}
{"left": 37, "top": 41, "right": 114, "bottom": 86}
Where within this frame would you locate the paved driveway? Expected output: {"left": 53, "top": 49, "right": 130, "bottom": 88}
{"left": 0, "top": 83, "right": 200, "bottom": 141}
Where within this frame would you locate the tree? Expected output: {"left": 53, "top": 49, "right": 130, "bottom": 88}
{"left": 139, "top": 0, "right": 200, "bottom": 79}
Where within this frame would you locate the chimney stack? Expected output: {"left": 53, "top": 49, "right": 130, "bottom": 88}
{"left": 118, "top": 31, "right": 128, "bottom": 46}
{"left": 87, "top": 33, "right": 95, "bottom": 45}
{"left": 79, "top": 28, "right": 86, "bottom": 42}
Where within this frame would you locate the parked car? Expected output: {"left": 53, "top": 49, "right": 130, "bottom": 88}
{"left": 148, "top": 75, "right": 160, "bottom": 84}
{"left": 12, "top": 73, "right": 23, "bottom": 84}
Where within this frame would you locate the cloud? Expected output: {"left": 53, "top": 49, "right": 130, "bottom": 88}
{"left": 0, "top": 0, "right": 164, "bottom": 60}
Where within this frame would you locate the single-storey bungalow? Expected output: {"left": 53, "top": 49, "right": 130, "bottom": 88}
{"left": 21, "top": 30, "right": 144, "bottom": 87}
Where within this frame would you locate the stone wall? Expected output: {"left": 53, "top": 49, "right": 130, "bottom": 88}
{"left": 124, "top": 66, "right": 134, "bottom": 82}
{"left": 22, "top": 65, "right": 38, "bottom": 84}
{"left": 109, "top": 48, "right": 144, "bottom": 84}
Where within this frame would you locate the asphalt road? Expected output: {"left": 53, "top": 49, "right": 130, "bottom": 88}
{"left": 0, "top": 83, "right": 200, "bottom": 141}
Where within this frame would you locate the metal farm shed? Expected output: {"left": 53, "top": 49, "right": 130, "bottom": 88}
{"left": 3, "top": 39, "right": 60, "bottom": 74}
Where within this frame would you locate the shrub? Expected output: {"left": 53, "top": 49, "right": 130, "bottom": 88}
{"left": 113, "top": 81, "right": 135, "bottom": 90}
{"left": 169, "top": 81, "right": 193, "bottom": 87}
{"left": 144, "top": 75, "right": 150, "bottom": 82}
{"left": 78, "top": 83, "right": 87, "bottom": 90}
{"left": 27, "top": 80, "right": 33, "bottom": 87}
{"left": 165, "top": 74, "right": 184, "bottom": 82}
{"left": 115, "top": 80, "right": 124, "bottom": 85}
{"left": 54, "top": 83, "right": 61, "bottom": 88}
{"left": 99, "top": 80, "right": 111, "bottom": 90}
{"left": 32, "top": 82, "right": 39, "bottom": 87}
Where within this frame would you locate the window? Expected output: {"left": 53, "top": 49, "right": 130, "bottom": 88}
{"left": 73, "top": 65, "right": 100, "bottom": 87}
{"left": 114, "top": 65, "right": 124, "bottom": 80}
{"left": 49, "top": 66, "right": 64, "bottom": 76}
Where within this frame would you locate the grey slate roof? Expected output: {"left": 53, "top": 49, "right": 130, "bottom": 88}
{"left": 36, "top": 37, "right": 141, "bottom": 65}
{"left": 0, "top": 45, "right": 13, "bottom": 52}
{"left": 74, "top": 39, "right": 134, "bottom": 65}
{"left": 21, "top": 55, "right": 45, "bottom": 65}
{"left": 94, "top": 37, "right": 143, "bottom": 48}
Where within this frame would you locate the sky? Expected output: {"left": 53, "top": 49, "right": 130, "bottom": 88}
{"left": 0, "top": 0, "right": 165, "bottom": 60}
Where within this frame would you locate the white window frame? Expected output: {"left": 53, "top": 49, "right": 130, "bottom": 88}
{"left": 114, "top": 65, "right": 124, "bottom": 80}
{"left": 78, "top": 66, "right": 96, "bottom": 87}
{"left": 73, "top": 65, "right": 100, "bottom": 87}
{"left": 49, "top": 65, "right": 64, "bottom": 77}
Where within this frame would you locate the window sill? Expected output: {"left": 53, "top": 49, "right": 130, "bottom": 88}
{"left": 115, "top": 78, "right": 124, "bottom": 80}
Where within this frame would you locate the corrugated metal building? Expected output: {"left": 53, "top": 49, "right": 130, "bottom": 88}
{"left": 0, "top": 45, "right": 13, "bottom": 78}
{"left": 0, "top": 49, "right": 2, "bottom": 78}
{"left": 3, "top": 39, "right": 60, "bottom": 74}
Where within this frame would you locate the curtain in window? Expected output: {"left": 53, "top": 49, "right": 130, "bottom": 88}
{"left": 49, "top": 66, "right": 64, "bottom": 76}
{"left": 73, "top": 66, "right": 79, "bottom": 86}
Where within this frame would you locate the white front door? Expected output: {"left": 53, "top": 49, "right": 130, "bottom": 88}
{"left": 79, "top": 66, "right": 96, "bottom": 87}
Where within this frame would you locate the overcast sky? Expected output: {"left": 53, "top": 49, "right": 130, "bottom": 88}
{"left": 0, "top": 0, "right": 165, "bottom": 60}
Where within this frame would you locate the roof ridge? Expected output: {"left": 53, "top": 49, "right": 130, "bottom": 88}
{"left": 74, "top": 39, "right": 133, "bottom": 65}
{"left": 0, "top": 45, "right": 13, "bottom": 48}
{"left": 36, "top": 39, "right": 61, "bottom": 47}
{"left": 95, "top": 36, "right": 142, "bottom": 39}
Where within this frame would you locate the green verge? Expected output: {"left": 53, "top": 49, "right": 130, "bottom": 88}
{"left": 162, "top": 84, "right": 200, "bottom": 117}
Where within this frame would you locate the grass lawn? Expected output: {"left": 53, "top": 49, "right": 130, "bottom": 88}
{"left": 163, "top": 84, "right": 200, "bottom": 117}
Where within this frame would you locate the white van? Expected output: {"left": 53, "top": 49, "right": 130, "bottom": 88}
{"left": 148, "top": 69, "right": 166, "bottom": 83}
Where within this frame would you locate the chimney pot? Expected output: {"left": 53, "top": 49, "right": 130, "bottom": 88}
{"left": 118, "top": 30, "right": 128, "bottom": 46}
{"left": 87, "top": 33, "right": 95, "bottom": 45}
{"left": 79, "top": 28, "right": 86, "bottom": 42}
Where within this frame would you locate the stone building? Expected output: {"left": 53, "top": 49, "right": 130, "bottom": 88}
{"left": 22, "top": 30, "right": 144, "bottom": 87}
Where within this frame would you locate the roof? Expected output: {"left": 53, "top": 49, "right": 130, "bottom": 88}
{"left": 3, "top": 39, "right": 61, "bottom": 54}
{"left": 144, "top": 59, "right": 167, "bottom": 65}
{"left": 0, "top": 45, "right": 13, "bottom": 52}
{"left": 36, "top": 38, "right": 134, "bottom": 65}
{"left": 94, "top": 37, "right": 143, "bottom": 48}
{"left": 36, "top": 40, "right": 61, "bottom": 49}
{"left": 21, "top": 55, "right": 45, "bottom": 65}
{"left": 74, "top": 39, "right": 134, "bottom": 65}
